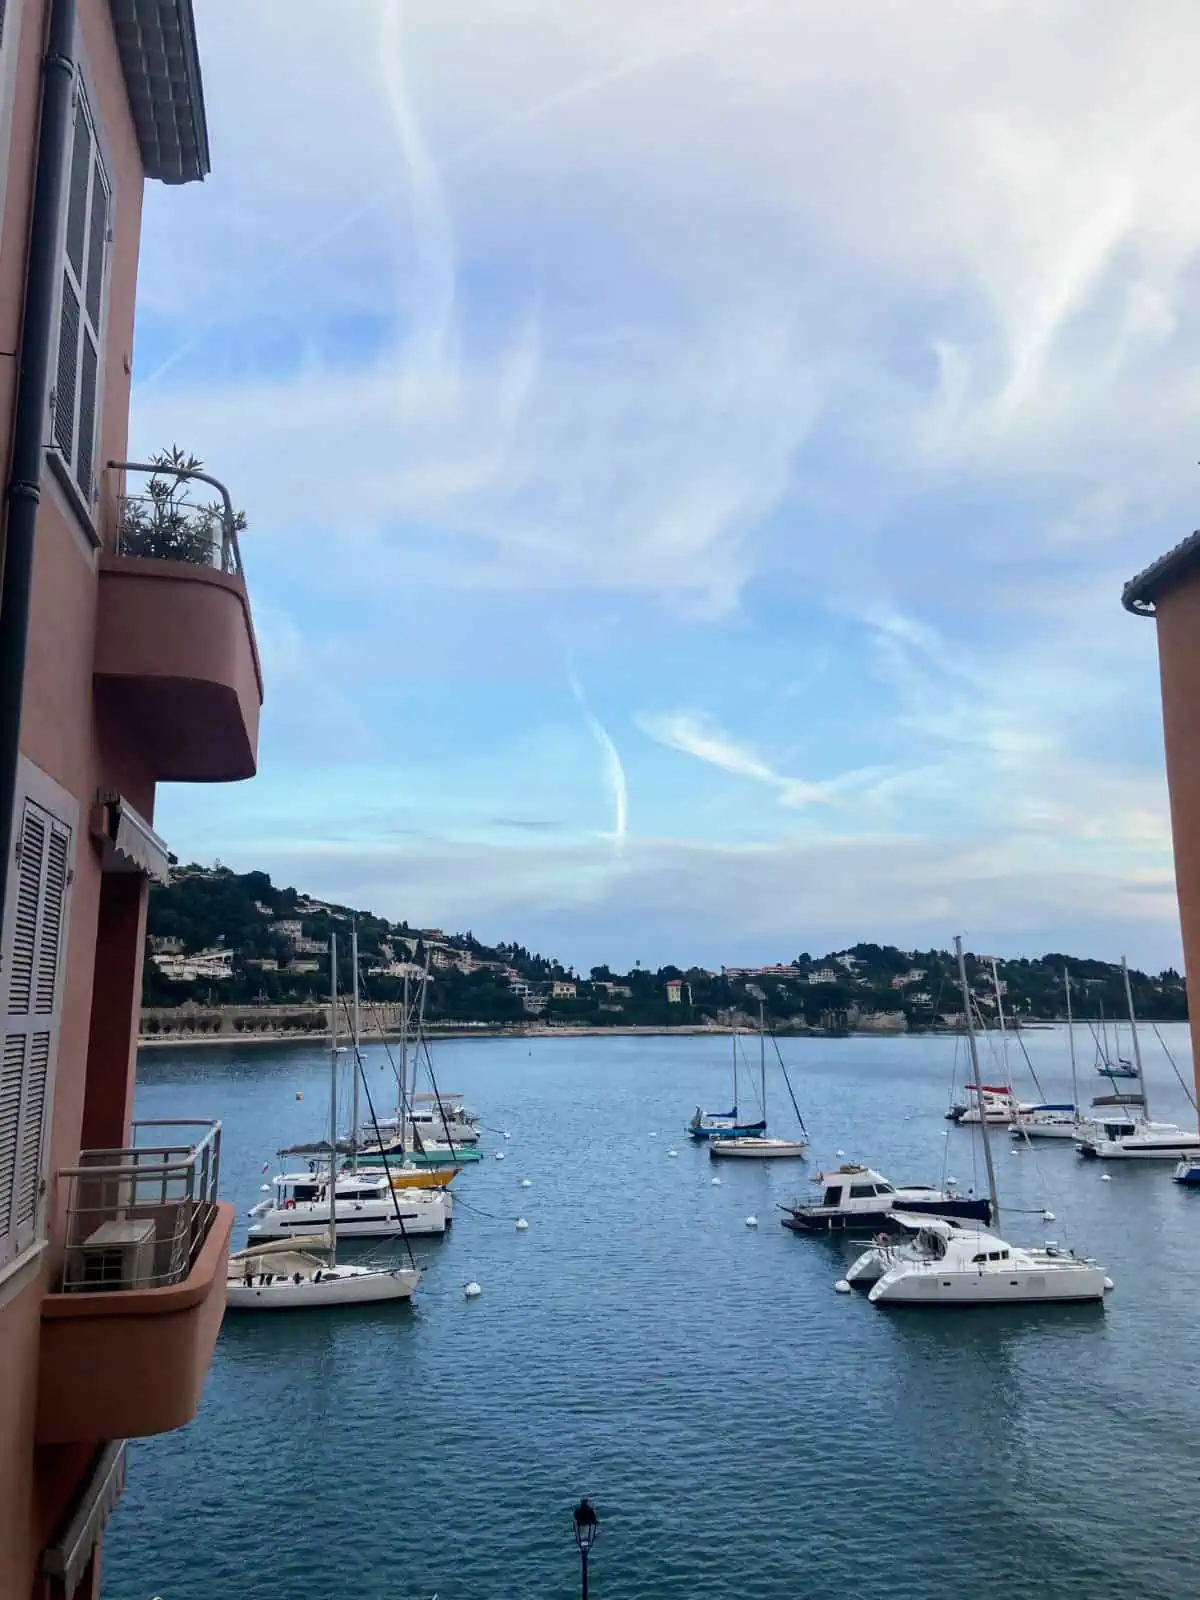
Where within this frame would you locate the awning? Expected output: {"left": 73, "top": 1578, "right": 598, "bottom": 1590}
{"left": 90, "top": 792, "right": 172, "bottom": 882}
{"left": 41, "top": 1440, "right": 127, "bottom": 1598}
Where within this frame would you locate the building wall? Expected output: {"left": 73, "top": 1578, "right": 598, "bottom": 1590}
{"left": 1154, "top": 571, "right": 1200, "bottom": 1091}
{"left": 0, "top": 2, "right": 150, "bottom": 1593}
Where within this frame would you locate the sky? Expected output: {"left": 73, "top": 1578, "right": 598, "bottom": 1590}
{"left": 132, "top": 0, "right": 1200, "bottom": 973}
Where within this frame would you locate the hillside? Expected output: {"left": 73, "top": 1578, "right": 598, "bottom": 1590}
{"left": 142, "top": 863, "right": 1189, "bottom": 1032}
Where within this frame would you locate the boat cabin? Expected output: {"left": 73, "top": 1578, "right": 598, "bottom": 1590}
{"left": 816, "top": 1166, "right": 897, "bottom": 1208}
{"left": 272, "top": 1171, "right": 392, "bottom": 1206}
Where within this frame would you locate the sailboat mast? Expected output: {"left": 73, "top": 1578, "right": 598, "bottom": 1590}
{"left": 400, "top": 968, "right": 409, "bottom": 1140}
{"left": 1064, "top": 966, "right": 1079, "bottom": 1123}
{"left": 990, "top": 959, "right": 1009, "bottom": 1076}
{"left": 1122, "top": 955, "right": 1148, "bottom": 1119}
{"left": 351, "top": 927, "right": 360, "bottom": 1173}
{"left": 329, "top": 933, "right": 339, "bottom": 1268}
{"left": 732, "top": 1023, "right": 738, "bottom": 1115}
{"left": 759, "top": 1000, "right": 767, "bottom": 1121}
{"left": 956, "top": 936, "right": 1000, "bottom": 1231}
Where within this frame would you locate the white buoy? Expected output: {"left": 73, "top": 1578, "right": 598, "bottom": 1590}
{"left": 1010, "top": 1148, "right": 1020, "bottom": 1156}
{"left": 946, "top": 1176, "right": 958, "bottom": 1186}
{"left": 503, "top": 1131, "right": 511, "bottom": 1140}
{"left": 259, "top": 1183, "right": 271, "bottom": 1192}
{"left": 667, "top": 1149, "right": 678, "bottom": 1158}
{"left": 1042, "top": 1210, "right": 1056, "bottom": 1222}
{"left": 1101, "top": 1173, "right": 1112, "bottom": 1182}
{"left": 711, "top": 1177, "right": 722, "bottom": 1186}
{"left": 745, "top": 1215, "right": 758, "bottom": 1227}
{"left": 495, "top": 1151, "right": 505, "bottom": 1161}
{"left": 515, "top": 1218, "right": 529, "bottom": 1231}
{"left": 519, "top": 1177, "right": 532, "bottom": 1188}
{"left": 941, "top": 1130, "right": 949, "bottom": 1137}
{"left": 649, "top": 1132, "right": 657, "bottom": 1138}
{"left": 835, "top": 1279, "right": 851, "bottom": 1294}
{"left": 836, "top": 1149, "right": 845, "bottom": 1158}
{"left": 464, "top": 1282, "right": 482, "bottom": 1298}
{"left": 1104, "top": 1276, "right": 1115, "bottom": 1291}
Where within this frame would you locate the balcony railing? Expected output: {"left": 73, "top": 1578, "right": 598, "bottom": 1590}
{"left": 59, "top": 1120, "right": 222, "bottom": 1293}
{"left": 109, "top": 458, "right": 243, "bottom": 576}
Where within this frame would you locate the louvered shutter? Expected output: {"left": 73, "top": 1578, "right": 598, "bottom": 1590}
{"left": 0, "top": 798, "right": 73, "bottom": 1267}
{"left": 51, "top": 80, "right": 109, "bottom": 504}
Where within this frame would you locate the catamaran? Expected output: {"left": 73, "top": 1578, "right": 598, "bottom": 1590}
{"left": 1077, "top": 958, "right": 1200, "bottom": 1159}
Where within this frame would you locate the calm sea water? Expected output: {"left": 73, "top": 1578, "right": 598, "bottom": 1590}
{"left": 103, "top": 1025, "right": 1200, "bottom": 1600}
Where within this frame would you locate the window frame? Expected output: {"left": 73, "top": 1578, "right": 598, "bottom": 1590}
{"left": 45, "top": 42, "right": 114, "bottom": 527}
{"left": 0, "top": 0, "right": 27, "bottom": 253}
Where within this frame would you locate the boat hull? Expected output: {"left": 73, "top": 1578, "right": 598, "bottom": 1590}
{"left": 710, "top": 1138, "right": 807, "bottom": 1159}
{"left": 782, "top": 1196, "right": 992, "bottom": 1234}
{"left": 1008, "top": 1122, "right": 1078, "bottom": 1140}
{"left": 226, "top": 1267, "right": 420, "bottom": 1310}
{"left": 868, "top": 1264, "right": 1108, "bottom": 1305}
{"left": 1079, "top": 1138, "right": 1200, "bottom": 1160}
{"left": 687, "top": 1121, "right": 767, "bottom": 1142}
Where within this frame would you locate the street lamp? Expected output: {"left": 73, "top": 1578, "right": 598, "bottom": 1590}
{"left": 572, "top": 1499, "right": 599, "bottom": 1598}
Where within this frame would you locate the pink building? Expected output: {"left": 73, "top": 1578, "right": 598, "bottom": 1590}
{"left": 0, "top": 4, "right": 261, "bottom": 1595}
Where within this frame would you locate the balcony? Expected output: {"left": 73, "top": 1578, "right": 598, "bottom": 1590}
{"left": 37, "top": 1121, "right": 233, "bottom": 1445}
{"left": 93, "top": 458, "right": 262, "bottom": 782}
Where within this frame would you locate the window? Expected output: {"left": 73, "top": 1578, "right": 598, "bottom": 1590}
{"left": 1, "top": 791, "right": 73, "bottom": 1271}
{"left": 51, "top": 76, "right": 109, "bottom": 505}
{"left": 849, "top": 1185, "right": 875, "bottom": 1199}
{"left": 822, "top": 1187, "right": 841, "bottom": 1206}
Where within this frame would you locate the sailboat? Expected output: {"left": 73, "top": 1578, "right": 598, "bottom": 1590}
{"left": 710, "top": 1006, "right": 808, "bottom": 1159}
{"left": 1077, "top": 958, "right": 1200, "bottom": 1160}
{"left": 687, "top": 1024, "right": 767, "bottom": 1140}
{"left": 226, "top": 934, "right": 421, "bottom": 1311}
{"left": 846, "top": 936, "right": 1111, "bottom": 1307}
{"left": 1008, "top": 966, "right": 1080, "bottom": 1140}
{"left": 1094, "top": 995, "right": 1137, "bottom": 1078}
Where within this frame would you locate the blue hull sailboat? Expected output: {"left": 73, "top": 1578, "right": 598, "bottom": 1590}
{"left": 688, "top": 1108, "right": 767, "bottom": 1141}
{"left": 687, "top": 1021, "right": 767, "bottom": 1140}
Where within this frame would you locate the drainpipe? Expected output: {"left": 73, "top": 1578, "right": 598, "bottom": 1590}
{"left": 0, "top": 0, "right": 76, "bottom": 940}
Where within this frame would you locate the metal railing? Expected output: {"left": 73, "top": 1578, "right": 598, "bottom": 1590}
{"left": 59, "top": 1120, "right": 222, "bottom": 1293}
{"left": 107, "top": 460, "right": 243, "bottom": 576}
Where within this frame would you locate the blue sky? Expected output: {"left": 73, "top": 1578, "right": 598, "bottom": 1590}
{"left": 130, "top": 0, "right": 1200, "bottom": 971}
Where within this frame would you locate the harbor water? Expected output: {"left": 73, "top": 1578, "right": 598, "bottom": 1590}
{"left": 106, "top": 1027, "right": 1199, "bottom": 1599}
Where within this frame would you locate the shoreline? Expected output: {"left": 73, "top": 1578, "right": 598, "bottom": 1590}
{"left": 133, "top": 1020, "right": 1049, "bottom": 1051}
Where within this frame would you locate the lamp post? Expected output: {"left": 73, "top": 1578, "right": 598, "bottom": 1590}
{"left": 572, "top": 1498, "right": 599, "bottom": 1598}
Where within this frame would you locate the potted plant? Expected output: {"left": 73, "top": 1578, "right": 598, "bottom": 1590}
{"left": 116, "top": 445, "right": 247, "bottom": 567}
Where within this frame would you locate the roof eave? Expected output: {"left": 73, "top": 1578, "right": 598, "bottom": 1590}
{"left": 1122, "top": 528, "right": 1200, "bottom": 619}
{"left": 109, "top": 0, "right": 211, "bottom": 185}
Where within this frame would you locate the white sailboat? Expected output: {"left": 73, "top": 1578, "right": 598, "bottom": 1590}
{"left": 850, "top": 936, "right": 1111, "bottom": 1308}
{"left": 226, "top": 934, "right": 421, "bottom": 1311}
{"left": 710, "top": 1004, "right": 808, "bottom": 1160}
{"left": 1076, "top": 958, "right": 1200, "bottom": 1160}
{"left": 1008, "top": 966, "right": 1081, "bottom": 1140}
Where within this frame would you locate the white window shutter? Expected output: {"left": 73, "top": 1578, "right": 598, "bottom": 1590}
{"left": 52, "top": 79, "right": 109, "bottom": 503}
{"left": 0, "top": 798, "right": 73, "bottom": 1265}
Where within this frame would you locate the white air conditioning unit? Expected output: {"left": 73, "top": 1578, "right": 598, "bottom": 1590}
{"left": 73, "top": 1219, "right": 157, "bottom": 1290}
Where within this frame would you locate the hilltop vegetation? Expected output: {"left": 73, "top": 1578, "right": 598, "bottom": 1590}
{"left": 144, "top": 864, "right": 1189, "bottom": 1030}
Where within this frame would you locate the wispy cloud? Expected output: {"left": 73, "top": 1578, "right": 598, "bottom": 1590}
{"left": 636, "top": 712, "right": 832, "bottom": 808}
{"left": 569, "top": 672, "right": 629, "bottom": 852}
